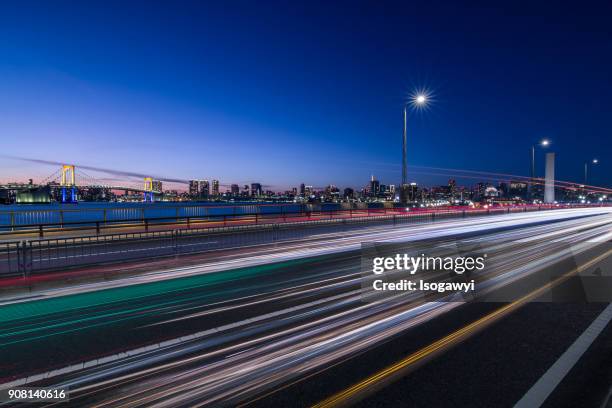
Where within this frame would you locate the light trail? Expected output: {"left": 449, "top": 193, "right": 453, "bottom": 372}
{"left": 0, "top": 208, "right": 610, "bottom": 407}
{"left": 2, "top": 207, "right": 608, "bottom": 305}
{"left": 311, "top": 248, "right": 612, "bottom": 408}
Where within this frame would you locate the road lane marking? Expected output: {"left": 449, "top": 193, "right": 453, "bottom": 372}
{"left": 514, "top": 302, "right": 612, "bottom": 408}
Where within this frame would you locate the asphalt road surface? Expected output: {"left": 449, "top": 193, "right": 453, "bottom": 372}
{"left": 0, "top": 207, "right": 610, "bottom": 407}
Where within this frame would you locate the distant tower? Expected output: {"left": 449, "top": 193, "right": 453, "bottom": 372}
{"left": 143, "top": 177, "right": 155, "bottom": 202}
{"left": 60, "top": 164, "right": 77, "bottom": 203}
{"left": 60, "top": 165, "right": 75, "bottom": 186}
{"left": 544, "top": 152, "right": 555, "bottom": 203}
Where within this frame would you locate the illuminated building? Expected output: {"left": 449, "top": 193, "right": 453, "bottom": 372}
{"left": 200, "top": 180, "right": 210, "bottom": 198}
{"left": 509, "top": 181, "right": 528, "bottom": 198}
{"left": 370, "top": 175, "right": 380, "bottom": 197}
{"left": 189, "top": 180, "right": 199, "bottom": 196}
{"left": 151, "top": 180, "right": 163, "bottom": 192}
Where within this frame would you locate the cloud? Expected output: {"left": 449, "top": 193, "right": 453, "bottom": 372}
{"left": 1, "top": 155, "right": 189, "bottom": 184}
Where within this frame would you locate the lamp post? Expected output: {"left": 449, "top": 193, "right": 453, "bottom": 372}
{"left": 401, "top": 94, "right": 427, "bottom": 204}
{"left": 584, "top": 158, "right": 598, "bottom": 185}
{"left": 402, "top": 105, "right": 407, "bottom": 186}
{"left": 530, "top": 139, "right": 550, "bottom": 199}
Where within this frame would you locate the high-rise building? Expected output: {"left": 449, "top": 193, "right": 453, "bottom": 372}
{"left": 251, "top": 183, "right": 262, "bottom": 197}
{"left": 408, "top": 182, "right": 418, "bottom": 201}
{"left": 230, "top": 184, "right": 240, "bottom": 196}
{"left": 188, "top": 180, "right": 199, "bottom": 197}
{"left": 509, "top": 181, "right": 528, "bottom": 199}
{"left": 448, "top": 179, "right": 457, "bottom": 199}
{"left": 475, "top": 182, "right": 487, "bottom": 200}
{"left": 212, "top": 179, "right": 220, "bottom": 196}
{"left": 343, "top": 187, "right": 354, "bottom": 199}
{"left": 370, "top": 175, "right": 380, "bottom": 197}
{"left": 151, "top": 180, "right": 163, "bottom": 192}
{"left": 324, "top": 185, "right": 339, "bottom": 200}
{"left": 200, "top": 180, "right": 210, "bottom": 198}
{"left": 189, "top": 180, "right": 211, "bottom": 198}
{"left": 299, "top": 183, "right": 305, "bottom": 197}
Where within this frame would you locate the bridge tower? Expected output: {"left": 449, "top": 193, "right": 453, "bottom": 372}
{"left": 60, "top": 165, "right": 77, "bottom": 203}
{"left": 143, "top": 177, "right": 154, "bottom": 202}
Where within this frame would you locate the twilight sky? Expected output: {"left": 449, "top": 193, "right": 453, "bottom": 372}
{"left": 0, "top": 1, "right": 611, "bottom": 190}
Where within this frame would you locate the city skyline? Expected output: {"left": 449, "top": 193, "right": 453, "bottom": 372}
{"left": 3, "top": 155, "right": 608, "bottom": 196}
{"left": 1, "top": 2, "right": 611, "bottom": 189}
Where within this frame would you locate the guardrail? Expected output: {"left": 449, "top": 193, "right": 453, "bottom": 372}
{"left": 1, "top": 204, "right": 605, "bottom": 279}
{"left": 0, "top": 203, "right": 595, "bottom": 238}
{"left": 0, "top": 203, "right": 313, "bottom": 231}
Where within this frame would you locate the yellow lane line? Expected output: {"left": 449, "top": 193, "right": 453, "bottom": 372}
{"left": 312, "top": 248, "right": 612, "bottom": 408}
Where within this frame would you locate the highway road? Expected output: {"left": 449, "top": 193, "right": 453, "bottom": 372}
{"left": 1, "top": 208, "right": 607, "bottom": 295}
{"left": 0, "top": 208, "right": 435, "bottom": 241}
{"left": 0, "top": 206, "right": 526, "bottom": 279}
{"left": 0, "top": 205, "right": 579, "bottom": 242}
{"left": 0, "top": 207, "right": 610, "bottom": 407}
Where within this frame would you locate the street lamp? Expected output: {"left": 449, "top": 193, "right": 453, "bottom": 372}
{"left": 530, "top": 139, "right": 550, "bottom": 198}
{"left": 584, "top": 158, "right": 599, "bottom": 184}
{"left": 401, "top": 93, "right": 428, "bottom": 203}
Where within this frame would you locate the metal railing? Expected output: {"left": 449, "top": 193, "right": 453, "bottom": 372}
{"left": 0, "top": 203, "right": 309, "bottom": 232}
{"left": 1, "top": 204, "right": 605, "bottom": 279}
{"left": 0, "top": 203, "right": 592, "bottom": 238}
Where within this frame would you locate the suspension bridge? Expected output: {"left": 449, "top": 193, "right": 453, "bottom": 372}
{"left": 0, "top": 164, "right": 163, "bottom": 203}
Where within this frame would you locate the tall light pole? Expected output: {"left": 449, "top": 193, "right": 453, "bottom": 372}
{"left": 402, "top": 105, "right": 407, "bottom": 186}
{"left": 584, "top": 158, "right": 598, "bottom": 185}
{"left": 401, "top": 94, "right": 427, "bottom": 204}
{"left": 530, "top": 139, "right": 550, "bottom": 199}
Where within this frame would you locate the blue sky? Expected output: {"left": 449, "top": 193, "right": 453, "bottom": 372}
{"left": 1, "top": 1, "right": 610, "bottom": 190}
